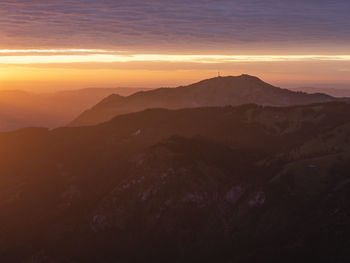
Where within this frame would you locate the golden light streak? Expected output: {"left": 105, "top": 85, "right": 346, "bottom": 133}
{"left": 0, "top": 49, "right": 118, "bottom": 54}
{"left": 0, "top": 50, "right": 350, "bottom": 64}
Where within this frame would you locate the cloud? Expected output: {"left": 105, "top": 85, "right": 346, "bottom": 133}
{"left": 0, "top": 0, "right": 349, "bottom": 51}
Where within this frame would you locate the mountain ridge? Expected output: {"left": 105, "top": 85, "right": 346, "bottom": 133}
{"left": 69, "top": 74, "right": 338, "bottom": 127}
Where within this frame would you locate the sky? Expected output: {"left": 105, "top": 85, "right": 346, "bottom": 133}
{"left": 0, "top": 0, "right": 350, "bottom": 91}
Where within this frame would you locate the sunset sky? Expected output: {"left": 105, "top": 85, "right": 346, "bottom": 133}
{"left": 1, "top": 0, "right": 350, "bottom": 91}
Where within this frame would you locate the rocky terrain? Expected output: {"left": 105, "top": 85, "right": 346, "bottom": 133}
{"left": 0, "top": 102, "right": 350, "bottom": 262}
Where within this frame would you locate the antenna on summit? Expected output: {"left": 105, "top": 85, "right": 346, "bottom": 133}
{"left": 218, "top": 71, "right": 221, "bottom": 77}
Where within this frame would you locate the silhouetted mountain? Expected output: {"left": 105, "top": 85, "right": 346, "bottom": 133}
{"left": 0, "top": 87, "right": 150, "bottom": 131}
{"left": 70, "top": 75, "right": 341, "bottom": 127}
{"left": 1, "top": 102, "right": 350, "bottom": 262}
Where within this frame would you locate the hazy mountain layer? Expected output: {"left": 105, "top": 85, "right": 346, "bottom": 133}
{"left": 291, "top": 86, "right": 350, "bottom": 98}
{"left": 0, "top": 87, "right": 149, "bottom": 131}
{"left": 1, "top": 102, "right": 350, "bottom": 262}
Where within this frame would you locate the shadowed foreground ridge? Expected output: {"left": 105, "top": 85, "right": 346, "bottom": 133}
{"left": 1, "top": 102, "right": 350, "bottom": 262}
{"left": 69, "top": 75, "right": 340, "bottom": 127}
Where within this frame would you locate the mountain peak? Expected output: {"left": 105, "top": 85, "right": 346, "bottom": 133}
{"left": 199, "top": 74, "right": 264, "bottom": 85}
{"left": 238, "top": 74, "right": 262, "bottom": 81}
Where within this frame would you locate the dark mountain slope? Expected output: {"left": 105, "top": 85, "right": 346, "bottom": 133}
{"left": 1, "top": 103, "right": 350, "bottom": 262}
{"left": 70, "top": 75, "right": 337, "bottom": 127}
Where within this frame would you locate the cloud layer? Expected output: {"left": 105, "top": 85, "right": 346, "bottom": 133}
{"left": 0, "top": 0, "right": 349, "bottom": 51}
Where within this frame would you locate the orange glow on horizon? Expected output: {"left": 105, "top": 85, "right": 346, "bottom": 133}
{"left": 1, "top": 49, "right": 350, "bottom": 92}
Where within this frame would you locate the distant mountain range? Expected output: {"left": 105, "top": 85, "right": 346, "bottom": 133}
{"left": 1, "top": 102, "right": 350, "bottom": 262}
{"left": 70, "top": 74, "right": 345, "bottom": 127}
{"left": 0, "top": 87, "right": 150, "bottom": 131}
{"left": 1, "top": 75, "right": 348, "bottom": 131}
{"left": 291, "top": 86, "right": 350, "bottom": 97}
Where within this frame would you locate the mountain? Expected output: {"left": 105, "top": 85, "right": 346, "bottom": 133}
{"left": 1, "top": 102, "right": 350, "bottom": 262}
{"left": 69, "top": 74, "right": 339, "bottom": 127}
{"left": 0, "top": 87, "right": 150, "bottom": 131}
